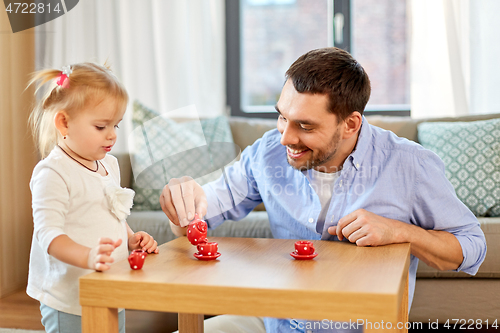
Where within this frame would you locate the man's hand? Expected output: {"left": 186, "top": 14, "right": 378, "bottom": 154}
{"left": 328, "top": 209, "right": 464, "bottom": 270}
{"left": 328, "top": 209, "right": 401, "bottom": 246}
{"left": 160, "top": 176, "right": 208, "bottom": 227}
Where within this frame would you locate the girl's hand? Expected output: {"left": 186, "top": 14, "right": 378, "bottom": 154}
{"left": 128, "top": 231, "right": 159, "bottom": 254}
{"left": 87, "top": 238, "right": 122, "bottom": 271}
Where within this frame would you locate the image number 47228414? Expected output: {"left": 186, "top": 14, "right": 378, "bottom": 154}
{"left": 3, "top": 0, "right": 79, "bottom": 33}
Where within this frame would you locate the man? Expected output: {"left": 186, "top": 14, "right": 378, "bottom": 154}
{"left": 160, "top": 47, "right": 486, "bottom": 332}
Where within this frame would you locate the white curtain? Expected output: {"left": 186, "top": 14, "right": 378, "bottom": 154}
{"left": 410, "top": 0, "right": 500, "bottom": 118}
{"left": 35, "top": 0, "right": 226, "bottom": 153}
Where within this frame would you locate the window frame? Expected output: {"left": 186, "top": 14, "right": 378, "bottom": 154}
{"left": 226, "top": 0, "right": 410, "bottom": 118}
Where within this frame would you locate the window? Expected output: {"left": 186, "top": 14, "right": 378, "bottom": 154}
{"left": 350, "top": 0, "right": 410, "bottom": 112}
{"left": 227, "top": 0, "right": 410, "bottom": 118}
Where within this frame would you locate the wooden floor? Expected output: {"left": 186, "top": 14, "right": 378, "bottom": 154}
{"left": 0, "top": 290, "right": 43, "bottom": 330}
{"left": 0, "top": 290, "right": 179, "bottom": 332}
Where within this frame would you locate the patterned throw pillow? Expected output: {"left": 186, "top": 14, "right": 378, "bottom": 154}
{"left": 129, "top": 101, "right": 236, "bottom": 211}
{"left": 418, "top": 118, "right": 500, "bottom": 217}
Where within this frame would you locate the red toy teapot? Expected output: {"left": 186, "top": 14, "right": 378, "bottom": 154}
{"left": 128, "top": 250, "right": 147, "bottom": 270}
{"left": 187, "top": 214, "right": 208, "bottom": 245}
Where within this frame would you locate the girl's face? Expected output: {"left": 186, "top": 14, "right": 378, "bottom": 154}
{"left": 62, "top": 97, "right": 125, "bottom": 164}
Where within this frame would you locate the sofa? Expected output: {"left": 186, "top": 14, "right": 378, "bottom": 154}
{"left": 120, "top": 114, "right": 500, "bottom": 324}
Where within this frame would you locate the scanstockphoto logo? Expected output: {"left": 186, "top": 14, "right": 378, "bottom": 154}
{"left": 3, "top": 0, "right": 79, "bottom": 33}
{"left": 128, "top": 105, "right": 241, "bottom": 190}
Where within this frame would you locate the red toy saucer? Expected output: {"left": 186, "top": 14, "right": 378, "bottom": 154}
{"left": 290, "top": 251, "right": 318, "bottom": 260}
{"left": 194, "top": 252, "right": 221, "bottom": 261}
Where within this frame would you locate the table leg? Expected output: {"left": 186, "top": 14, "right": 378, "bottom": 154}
{"left": 364, "top": 271, "right": 409, "bottom": 333}
{"left": 81, "top": 306, "right": 118, "bottom": 333}
{"left": 398, "top": 272, "right": 409, "bottom": 333}
{"left": 178, "top": 313, "right": 204, "bottom": 333}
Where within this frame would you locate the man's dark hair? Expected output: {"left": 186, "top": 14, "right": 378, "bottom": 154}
{"left": 285, "top": 47, "right": 371, "bottom": 121}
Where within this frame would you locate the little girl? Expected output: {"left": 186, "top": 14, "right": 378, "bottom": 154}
{"left": 27, "top": 63, "right": 159, "bottom": 333}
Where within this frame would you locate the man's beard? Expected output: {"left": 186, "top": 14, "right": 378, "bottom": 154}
{"left": 287, "top": 130, "right": 341, "bottom": 172}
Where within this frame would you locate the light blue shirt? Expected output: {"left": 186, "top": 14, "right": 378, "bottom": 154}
{"left": 203, "top": 117, "right": 486, "bottom": 333}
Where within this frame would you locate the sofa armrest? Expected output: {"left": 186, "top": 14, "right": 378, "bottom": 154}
{"left": 115, "top": 153, "right": 133, "bottom": 188}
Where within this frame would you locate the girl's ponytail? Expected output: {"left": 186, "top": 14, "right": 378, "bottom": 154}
{"left": 28, "top": 69, "right": 65, "bottom": 158}
{"left": 27, "top": 63, "right": 128, "bottom": 158}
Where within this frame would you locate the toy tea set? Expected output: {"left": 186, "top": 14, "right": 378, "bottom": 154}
{"left": 186, "top": 214, "right": 318, "bottom": 261}
{"left": 128, "top": 249, "right": 148, "bottom": 270}
{"left": 290, "top": 240, "right": 318, "bottom": 260}
{"left": 187, "top": 214, "right": 221, "bottom": 261}
{"left": 128, "top": 214, "right": 318, "bottom": 269}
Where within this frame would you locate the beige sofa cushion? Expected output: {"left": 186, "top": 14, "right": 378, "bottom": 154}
{"left": 410, "top": 278, "right": 500, "bottom": 321}
{"left": 229, "top": 116, "right": 277, "bottom": 151}
{"left": 365, "top": 113, "right": 500, "bottom": 142}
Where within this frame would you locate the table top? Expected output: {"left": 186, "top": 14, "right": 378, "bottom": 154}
{"left": 80, "top": 237, "right": 410, "bottom": 322}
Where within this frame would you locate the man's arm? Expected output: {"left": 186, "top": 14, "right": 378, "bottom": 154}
{"left": 329, "top": 147, "right": 486, "bottom": 273}
{"left": 405, "top": 226, "right": 463, "bottom": 270}
{"left": 328, "top": 209, "right": 463, "bottom": 270}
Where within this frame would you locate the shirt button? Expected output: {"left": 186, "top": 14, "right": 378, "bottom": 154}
{"left": 339, "top": 180, "right": 343, "bottom": 187}
{"left": 330, "top": 215, "right": 334, "bottom": 222}
{"left": 308, "top": 218, "right": 314, "bottom": 223}
{"left": 356, "top": 163, "right": 360, "bottom": 168}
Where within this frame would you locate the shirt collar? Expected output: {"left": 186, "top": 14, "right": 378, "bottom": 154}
{"left": 344, "top": 116, "right": 372, "bottom": 171}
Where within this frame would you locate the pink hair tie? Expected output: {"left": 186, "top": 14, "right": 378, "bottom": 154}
{"left": 56, "top": 65, "right": 72, "bottom": 88}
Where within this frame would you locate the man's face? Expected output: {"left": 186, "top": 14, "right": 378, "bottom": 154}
{"left": 276, "top": 79, "right": 345, "bottom": 173}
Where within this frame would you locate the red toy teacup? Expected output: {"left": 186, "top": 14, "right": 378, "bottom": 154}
{"left": 197, "top": 242, "right": 218, "bottom": 256}
{"left": 295, "top": 241, "right": 315, "bottom": 255}
{"left": 187, "top": 214, "right": 208, "bottom": 245}
{"left": 128, "top": 249, "right": 147, "bottom": 270}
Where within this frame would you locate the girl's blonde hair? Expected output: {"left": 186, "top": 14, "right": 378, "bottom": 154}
{"left": 28, "top": 62, "right": 128, "bottom": 158}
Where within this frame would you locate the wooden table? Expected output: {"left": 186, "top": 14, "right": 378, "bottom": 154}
{"left": 80, "top": 237, "right": 411, "bottom": 333}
